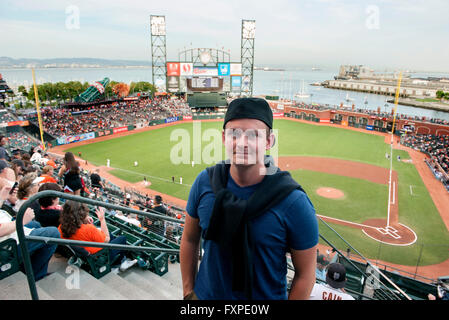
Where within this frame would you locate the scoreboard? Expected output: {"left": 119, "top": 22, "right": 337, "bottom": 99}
{"left": 165, "top": 62, "right": 242, "bottom": 94}
{"left": 191, "top": 77, "right": 219, "bottom": 89}
{"left": 187, "top": 77, "right": 223, "bottom": 92}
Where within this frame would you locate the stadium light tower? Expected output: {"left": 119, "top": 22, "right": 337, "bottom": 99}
{"left": 241, "top": 19, "right": 256, "bottom": 97}
{"left": 150, "top": 15, "right": 167, "bottom": 92}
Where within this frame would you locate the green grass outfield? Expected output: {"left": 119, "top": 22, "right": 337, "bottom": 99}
{"left": 66, "top": 119, "right": 449, "bottom": 266}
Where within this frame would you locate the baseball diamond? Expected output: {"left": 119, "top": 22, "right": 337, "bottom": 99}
{"left": 53, "top": 117, "right": 449, "bottom": 279}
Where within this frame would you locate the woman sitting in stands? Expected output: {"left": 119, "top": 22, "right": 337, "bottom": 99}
{"left": 58, "top": 152, "right": 83, "bottom": 195}
{"left": 58, "top": 200, "right": 137, "bottom": 272}
{"left": 13, "top": 172, "right": 42, "bottom": 212}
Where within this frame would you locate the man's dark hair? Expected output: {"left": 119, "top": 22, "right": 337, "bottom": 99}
{"left": 155, "top": 195, "right": 162, "bottom": 204}
{"left": 0, "top": 160, "right": 9, "bottom": 173}
{"left": 38, "top": 183, "right": 62, "bottom": 208}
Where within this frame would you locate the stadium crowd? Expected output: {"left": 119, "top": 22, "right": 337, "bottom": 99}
{"left": 0, "top": 135, "right": 187, "bottom": 281}
{"left": 401, "top": 133, "right": 449, "bottom": 190}
{"left": 23, "top": 97, "right": 191, "bottom": 138}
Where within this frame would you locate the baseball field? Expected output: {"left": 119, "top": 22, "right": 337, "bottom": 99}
{"left": 64, "top": 119, "right": 449, "bottom": 269}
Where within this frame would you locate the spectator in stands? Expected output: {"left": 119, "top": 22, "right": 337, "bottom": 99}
{"left": 180, "top": 98, "right": 318, "bottom": 300}
{"left": 316, "top": 254, "right": 329, "bottom": 282}
{"left": 42, "top": 153, "right": 57, "bottom": 169}
{"left": 90, "top": 169, "right": 104, "bottom": 190}
{"left": 11, "top": 150, "right": 22, "bottom": 161}
{"left": 309, "top": 263, "right": 355, "bottom": 300}
{"left": 39, "top": 165, "right": 58, "bottom": 184}
{"left": 428, "top": 282, "right": 449, "bottom": 300}
{"left": 30, "top": 149, "right": 42, "bottom": 163}
{"left": 21, "top": 153, "right": 32, "bottom": 168}
{"left": 11, "top": 159, "right": 26, "bottom": 181}
{"left": 59, "top": 152, "right": 83, "bottom": 195}
{"left": 0, "top": 161, "right": 18, "bottom": 216}
{"left": 0, "top": 182, "right": 60, "bottom": 281}
{"left": 14, "top": 172, "right": 43, "bottom": 212}
{"left": 0, "top": 136, "right": 10, "bottom": 161}
{"left": 58, "top": 200, "right": 137, "bottom": 272}
{"left": 34, "top": 183, "right": 63, "bottom": 228}
{"left": 145, "top": 195, "right": 166, "bottom": 236}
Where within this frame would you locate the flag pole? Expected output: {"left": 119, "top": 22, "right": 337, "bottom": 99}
{"left": 32, "top": 68, "right": 46, "bottom": 151}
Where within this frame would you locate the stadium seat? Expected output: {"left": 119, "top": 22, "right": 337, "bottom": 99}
{"left": 0, "top": 239, "right": 20, "bottom": 281}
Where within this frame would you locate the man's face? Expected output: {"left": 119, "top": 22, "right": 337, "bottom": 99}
{"left": 0, "top": 168, "right": 17, "bottom": 204}
{"left": 222, "top": 118, "right": 273, "bottom": 166}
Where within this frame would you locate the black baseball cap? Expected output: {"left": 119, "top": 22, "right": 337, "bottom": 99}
{"left": 0, "top": 160, "right": 9, "bottom": 173}
{"left": 326, "top": 263, "right": 347, "bottom": 289}
{"left": 223, "top": 98, "right": 273, "bottom": 129}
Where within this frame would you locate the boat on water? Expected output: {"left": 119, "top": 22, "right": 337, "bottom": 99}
{"left": 294, "top": 80, "right": 310, "bottom": 99}
{"left": 345, "top": 93, "right": 355, "bottom": 102}
{"left": 254, "top": 66, "right": 285, "bottom": 71}
{"left": 311, "top": 67, "right": 321, "bottom": 71}
{"left": 310, "top": 82, "right": 321, "bottom": 86}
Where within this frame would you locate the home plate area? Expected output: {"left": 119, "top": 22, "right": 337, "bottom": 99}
{"left": 376, "top": 226, "right": 401, "bottom": 240}
{"left": 361, "top": 219, "right": 417, "bottom": 246}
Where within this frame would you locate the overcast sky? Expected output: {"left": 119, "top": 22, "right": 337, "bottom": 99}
{"left": 1, "top": 0, "right": 448, "bottom": 72}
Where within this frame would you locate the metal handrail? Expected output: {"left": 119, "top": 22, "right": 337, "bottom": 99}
{"left": 15, "top": 190, "right": 184, "bottom": 300}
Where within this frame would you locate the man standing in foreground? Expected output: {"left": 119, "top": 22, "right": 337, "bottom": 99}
{"left": 180, "top": 97, "right": 319, "bottom": 300}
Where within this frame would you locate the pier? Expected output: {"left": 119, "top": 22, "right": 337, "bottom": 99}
{"left": 323, "top": 79, "right": 441, "bottom": 98}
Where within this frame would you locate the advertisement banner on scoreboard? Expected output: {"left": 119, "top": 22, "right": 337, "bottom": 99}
{"left": 231, "top": 76, "right": 241, "bottom": 89}
{"left": 217, "top": 63, "right": 230, "bottom": 76}
{"left": 167, "top": 62, "right": 181, "bottom": 76}
{"left": 230, "top": 63, "right": 242, "bottom": 76}
{"left": 193, "top": 67, "right": 218, "bottom": 76}
{"left": 180, "top": 63, "right": 193, "bottom": 76}
{"left": 167, "top": 76, "right": 180, "bottom": 92}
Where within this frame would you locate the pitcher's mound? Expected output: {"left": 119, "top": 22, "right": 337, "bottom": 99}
{"left": 316, "top": 187, "right": 345, "bottom": 199}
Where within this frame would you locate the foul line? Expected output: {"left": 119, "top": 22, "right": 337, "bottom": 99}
{"left": 317, "top": 214, "right": 378, "bottom": 230}
{"left": 85, "top": 159, "right": 193, "bottom": 188}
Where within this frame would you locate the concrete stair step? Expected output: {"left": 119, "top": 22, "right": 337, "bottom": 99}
{"left": 0, "top": 272, "right": 54, "bottom": 300}
{"left": 36, "top": 272, "right": 91, "bottom": 300}
{"left": 36, "top": 268, "right": 128, "bottom": 300}
{"left": 100, "top": 272, "right": 156, "bottom": 300}
{"left": 160, "top": 262, "right": 183, "bottom": 291}
{"left": 131, "top": 267, "right": 182, "bottom": 300}
{"left": 120, "top": 268, "right": 173, "bottom": 300}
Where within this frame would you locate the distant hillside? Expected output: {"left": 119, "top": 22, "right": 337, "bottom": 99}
{"left": 0, "top": 57, "right": 151, "bottom": 68}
